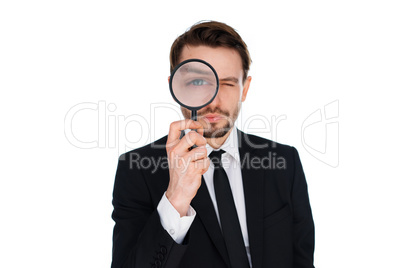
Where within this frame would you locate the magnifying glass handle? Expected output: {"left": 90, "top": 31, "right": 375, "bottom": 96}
{"left": 191, "top": 110, "right": 197, "bottom": 122}
{"left": 190, "top": 110, "right": 198, "bottom": 149}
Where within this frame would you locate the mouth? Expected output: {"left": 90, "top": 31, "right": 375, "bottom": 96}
{"left": 201, "top": 114, "right": 224, "bottom": 123}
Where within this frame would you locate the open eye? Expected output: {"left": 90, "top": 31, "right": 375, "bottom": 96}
{"left": 189, "top": 79, "right": 208, "bottom": 86}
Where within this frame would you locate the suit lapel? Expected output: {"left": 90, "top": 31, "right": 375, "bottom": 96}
{"left": 238, "top": 130, "right": 264, "bottom": 268}
{"left": 190, "top": 130, "right": 266, "bottom": 268}
{"left": 191, "top": 177, "right": 231, "bottom": 267}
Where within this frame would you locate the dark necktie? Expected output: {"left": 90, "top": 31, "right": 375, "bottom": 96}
{"left": 209, "top": 150, "right": 250, "bottom": 268}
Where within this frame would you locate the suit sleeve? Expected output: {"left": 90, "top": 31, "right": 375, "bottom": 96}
{"left": 291, "top": 147, "right": 315, "bottom": 268}
{"left": 111, "top": 155, "right": 189, "bottom": 268}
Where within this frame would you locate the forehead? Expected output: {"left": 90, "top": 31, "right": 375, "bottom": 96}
{"left": 179, "top": 45, "right": 243, "bottom": 80}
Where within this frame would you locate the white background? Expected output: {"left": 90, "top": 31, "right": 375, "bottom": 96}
{"left": 1, "top": 0, "right": 401, "bottom": 267}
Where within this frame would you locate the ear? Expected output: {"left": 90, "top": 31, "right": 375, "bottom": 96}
{"left": 241, "top": 76, "right": 252, "bottom": 102}
{"left": 168, "top": 76, "right": 170, "bottom": 83}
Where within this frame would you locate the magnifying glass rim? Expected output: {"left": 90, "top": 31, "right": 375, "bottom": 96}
{"left": 169, "top": 58, "right": 219, "bottom": 111}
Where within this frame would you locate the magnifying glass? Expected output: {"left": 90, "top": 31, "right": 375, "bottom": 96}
{"left": 169, "top": 59, "right": 219, "bottom": 122}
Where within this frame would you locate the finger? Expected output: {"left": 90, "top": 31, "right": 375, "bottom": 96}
{"left": 166, "top": 119, "right": 204, "bottom": 150}
{"left": 183, "top": 145, "right": 208, "bottom": 162}
{"left": 193, "top": 157, "right": 210, "bottom": 174}
{"left": 174, "top": 130, "right": 207, "bottom": 154}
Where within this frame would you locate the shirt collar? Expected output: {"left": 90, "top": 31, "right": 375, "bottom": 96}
{"left": 183, "top": 127, "right": 240, "bottom": 163}
{"left": 206, "top": 128, "right": 240, "bottom": 163}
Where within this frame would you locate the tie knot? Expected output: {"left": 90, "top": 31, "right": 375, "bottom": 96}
{"left": 209, "top": 150, "right": 225, "bottom": 167}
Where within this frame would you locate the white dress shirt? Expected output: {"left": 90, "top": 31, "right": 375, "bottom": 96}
{"left": 157, "top": 128, "right": 251, "bottom": 265}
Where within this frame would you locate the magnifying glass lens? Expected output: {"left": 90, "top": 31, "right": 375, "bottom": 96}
{"left": 171, "top": 61, "right": 218, "bottom": 108}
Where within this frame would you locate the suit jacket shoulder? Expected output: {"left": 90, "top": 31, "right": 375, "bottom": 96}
{"left": 119, "top": 135, "right": 168, "bottom": 161}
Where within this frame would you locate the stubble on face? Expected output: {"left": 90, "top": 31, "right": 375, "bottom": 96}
{"left": 176, "top": 45, "right": 247, "bottom": 144}
{"left": 181, "top": 102, "right": 241, "bottom": 139}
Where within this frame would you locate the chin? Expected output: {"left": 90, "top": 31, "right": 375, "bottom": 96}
{"left": 203, "top": 123, "right": 232, "bottom": 139}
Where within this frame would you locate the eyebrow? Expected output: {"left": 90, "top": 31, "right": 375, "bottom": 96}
{"left": 179, "top": 66, "right": 212, "bottom": 76}
{"left": 220, "top": 77, "right": 239, "bottom": 84}
{"left": 178, "top": 66, "right": 239, "bottom": 84}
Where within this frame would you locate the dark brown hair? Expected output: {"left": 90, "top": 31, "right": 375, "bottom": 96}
{"left": 169, "top": 21, "right": 251, "bottom": 82}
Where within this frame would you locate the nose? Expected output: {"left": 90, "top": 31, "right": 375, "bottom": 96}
{"left": 207, "top": 85, "right": 222, "bottom": 108}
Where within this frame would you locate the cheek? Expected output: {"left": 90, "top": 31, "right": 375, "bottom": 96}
{"left": 180, "top": 107, "right": 191, "bottom": 118}
{"left": 221, "top": 87, "right": 242, "bottom": 104}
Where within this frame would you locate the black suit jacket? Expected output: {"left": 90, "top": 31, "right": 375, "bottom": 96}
{"left": 111, "top": 130, "right": 315, "bottom": 268}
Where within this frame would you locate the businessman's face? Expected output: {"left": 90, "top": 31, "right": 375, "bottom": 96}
{"left": 177, "top": 45, "right": 251, "bottom": 139}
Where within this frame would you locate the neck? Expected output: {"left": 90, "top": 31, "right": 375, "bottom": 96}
{"left": 206, "top": 128, "right": 234, "bottom": 149}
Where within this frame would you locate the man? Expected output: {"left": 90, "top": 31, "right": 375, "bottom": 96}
{"left": 112, "top": 21, "right": 315, "bottom": 268}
